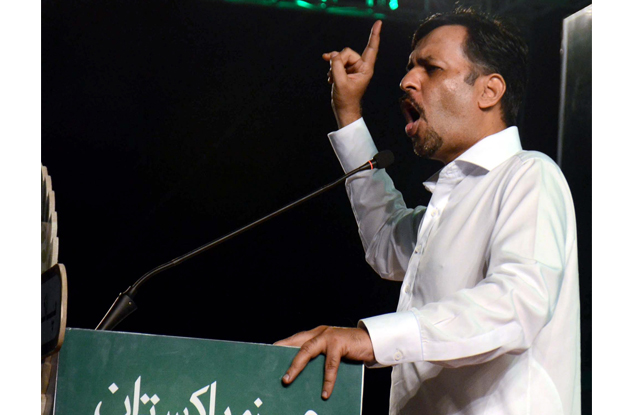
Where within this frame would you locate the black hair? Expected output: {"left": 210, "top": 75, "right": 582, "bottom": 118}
{"left": 413, "top": 7, "right": 529, "bottom": 126}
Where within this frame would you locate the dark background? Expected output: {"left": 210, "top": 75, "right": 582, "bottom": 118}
{"left": 42, "top": 0, "right": 591, "bottom": 413}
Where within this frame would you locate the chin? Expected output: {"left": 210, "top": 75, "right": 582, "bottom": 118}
{"left": 412, "top": 128, "right": 444, "bottom": 159}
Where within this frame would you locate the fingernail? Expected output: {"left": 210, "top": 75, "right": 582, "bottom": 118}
{"left": 282, "top": 374, "right": 290, "bottom": 383}
{"left": 322, "top": 391, "right": 329, "bottom": 399}
{"left": 330, "top": 52, "right": 338, "bottom": 58}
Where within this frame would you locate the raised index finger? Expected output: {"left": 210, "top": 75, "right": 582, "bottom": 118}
{"left": 361, "top": 20, "right": 382, "bottom": 64}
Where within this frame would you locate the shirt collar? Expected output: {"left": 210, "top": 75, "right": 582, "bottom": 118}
{"left": 423, "top": 127, "right": 523, "bottom": 193}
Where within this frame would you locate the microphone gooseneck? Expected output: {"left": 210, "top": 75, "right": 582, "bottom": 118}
{"left": 96, "top": 151, "right": 395, "bottom": 331}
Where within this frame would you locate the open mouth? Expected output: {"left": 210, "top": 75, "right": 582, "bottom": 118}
{"left": 400, "top": 97, "right": 421, "bottom": 123}
{"left": 400, "top": 96, "right": 422, "bottom": 137}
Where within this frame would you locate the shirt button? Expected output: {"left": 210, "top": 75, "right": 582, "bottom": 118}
{"left": 431, "top": 208, "right": 438, "bottom": 217}
{"left": 415, "top": 244, "right": 422, "bottom": 254}
{"left": 404, "top": 285, "right": 410, "bottom": 293}
{"left": 394, "top": 351, "right": 403, "bottom": 361}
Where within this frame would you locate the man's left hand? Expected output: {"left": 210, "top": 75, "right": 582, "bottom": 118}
{"left": 274, "top": 326, "right": 375, "bottom": 399}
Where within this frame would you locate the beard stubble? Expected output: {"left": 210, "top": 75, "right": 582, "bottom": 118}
{"left": 412, "top": 125, "right": 444, "bottom": 159}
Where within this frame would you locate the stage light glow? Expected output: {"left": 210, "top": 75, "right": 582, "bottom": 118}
{"left": 216, "top": 0, "right": 392, "bottom": 20}
{"left": 295, "top": 0, "right": 314, "bottom": 9}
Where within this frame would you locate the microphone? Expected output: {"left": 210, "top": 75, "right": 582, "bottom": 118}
{"left": 372, "top": 150, "right": 394, "bottom": 169}
{"left": 96, "top": 151, "right": 395, "bottom": 331}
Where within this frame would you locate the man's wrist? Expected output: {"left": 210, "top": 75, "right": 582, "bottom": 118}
{"left": 332, "top": 103, "right": 362, "bottom": 129}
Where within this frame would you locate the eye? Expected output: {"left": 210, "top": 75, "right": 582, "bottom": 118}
{"left": 425, "top": 64, "right": 440, "bottom": 74}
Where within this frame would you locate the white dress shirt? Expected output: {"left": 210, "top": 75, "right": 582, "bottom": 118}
{"left": 328, "top": 118, "right": 581, "bottom": 415}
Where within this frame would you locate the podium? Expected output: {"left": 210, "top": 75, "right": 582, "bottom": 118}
{"left": 54, "top": 329, "right": 364, "bottom": 415}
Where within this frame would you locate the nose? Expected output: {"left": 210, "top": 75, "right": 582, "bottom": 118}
{"left": 400, "top": 70, "right": 419, "bottom": 92}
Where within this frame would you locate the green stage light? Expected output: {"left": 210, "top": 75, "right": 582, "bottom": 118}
{"left": 216, "top": 0, "right": 389, "bottom": 20}
{"left": 295, "top": 0, "right": 315, "bottom": 9}
{"left": 389, "top": 0, "right": 398, "bottom": 10}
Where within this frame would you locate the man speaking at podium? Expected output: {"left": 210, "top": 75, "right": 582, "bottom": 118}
{"left": 276, "top": 8, "right": 580, "bottom": 415}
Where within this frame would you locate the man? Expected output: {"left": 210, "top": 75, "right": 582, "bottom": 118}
{"left": 276, "top": 8, "right": 580, "bottom": 415}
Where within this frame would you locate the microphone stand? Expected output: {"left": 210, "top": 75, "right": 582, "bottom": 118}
{"left": 96, "top": 151, "right": 393, "bottom": 331}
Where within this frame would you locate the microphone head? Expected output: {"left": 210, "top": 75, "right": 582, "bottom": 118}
{"left": 373, "top": 150, "right": 395, "bottom": 169}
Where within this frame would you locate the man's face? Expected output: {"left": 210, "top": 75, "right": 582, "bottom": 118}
{"left": 400, "top": 25, "right": 482, "bottom": 164}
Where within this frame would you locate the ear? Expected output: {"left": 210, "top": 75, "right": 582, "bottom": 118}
{"left": 477, "top": 73, "right": 506, "bottom": 110}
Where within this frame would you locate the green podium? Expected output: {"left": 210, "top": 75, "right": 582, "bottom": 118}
{"left": 54, "top": 329, "right": 363, "bottom": 415}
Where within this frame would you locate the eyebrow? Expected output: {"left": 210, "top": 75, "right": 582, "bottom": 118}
{"left": 406, "top": 55, "right": 440, "bottom": 71}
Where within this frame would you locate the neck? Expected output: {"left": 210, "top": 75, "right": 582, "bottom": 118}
{"left": 479, "top": 116, "right": 509, "bottom": 139}
{"left": 436, "top": 117, "right": 508, "bottom": 165}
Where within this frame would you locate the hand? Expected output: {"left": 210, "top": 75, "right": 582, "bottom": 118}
{"left": 322, "top": 20, "right": 382, "bottom": 129}
{"left": 275, "top": 325, "right": 375, "bottom": 400}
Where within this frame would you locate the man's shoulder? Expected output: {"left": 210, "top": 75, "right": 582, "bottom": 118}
{"left": 516, "top": 150, "right": 558, "bottom": 165}
{"left": 495, "top": 150, "right": 571, "bottom": 197}
{"left": 480, "top": 149, "right": 568, "bottom": 193}
{"left": 502, "top": 150, "right": 562, "bottom": 177}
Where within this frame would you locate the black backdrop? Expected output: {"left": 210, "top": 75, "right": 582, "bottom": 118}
{"left": 42, "top": 0, "right": 591, "bottom": 413}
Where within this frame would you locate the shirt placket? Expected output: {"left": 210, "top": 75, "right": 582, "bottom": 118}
{"left": 397, "top": 164, "right": 463, "bottom": 311}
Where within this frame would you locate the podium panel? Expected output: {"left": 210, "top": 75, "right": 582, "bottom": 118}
{"left": 55, "top": 329, "right": 363, "bottom": 415}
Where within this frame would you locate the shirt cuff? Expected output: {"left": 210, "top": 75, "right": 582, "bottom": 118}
{"left": 327, "top": 118, "right": 378, "bottom": 173}
{"left": 358, "top": 310, "right": 424, "bottom": 367}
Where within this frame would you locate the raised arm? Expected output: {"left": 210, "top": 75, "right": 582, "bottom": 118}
{"left": 324, "top": 21, "right": 420, "bottom": 280}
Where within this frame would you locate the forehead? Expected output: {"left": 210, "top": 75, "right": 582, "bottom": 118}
{"left": 411, "top": 25, "right": 470, "bottom": 63}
